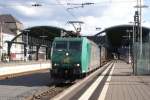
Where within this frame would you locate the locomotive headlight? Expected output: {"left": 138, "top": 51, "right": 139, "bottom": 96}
{"left": 77, "top": 64, "right": 80, "bottom": 67}
{"left": 54, "top": 63, "right": 59, "bottom": 66}
{"left": 66, "top": 52, "right": 69, "bottom": 56}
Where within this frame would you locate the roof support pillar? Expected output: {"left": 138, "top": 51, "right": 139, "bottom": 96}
{"left": 36, "top": 46, "right": 40, "bottom": 60}
{"left": 46, "top": 47, "right": 51, "bottom": 60}
{"left": 7, "top": 42, "right": 12, "bottom": 61}
{"left": 24, "top": 44, "right": 27, "bottom": 61}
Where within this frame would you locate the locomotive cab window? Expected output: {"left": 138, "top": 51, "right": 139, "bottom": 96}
{"left": 69, "top": 41, "right": 81, "bottom": 50}
{"left": 55, "top": 41, "right": 67, "bottom": 50}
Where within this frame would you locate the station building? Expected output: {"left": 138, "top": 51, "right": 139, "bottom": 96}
{"left": 0, "top": 14, "right": 23, "bottom": 61}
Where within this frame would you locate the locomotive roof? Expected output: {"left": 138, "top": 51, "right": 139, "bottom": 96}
{"left": 53, "top": 37, "right": 98, "bottom": 46}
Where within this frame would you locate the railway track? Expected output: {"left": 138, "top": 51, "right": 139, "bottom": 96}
{"left": 29, "top": 61, "right": 113, "bottom": 100}
{"left": 32, "top": 86, "right": 68, "bottom": 100}
{"left": 51, "top": 61, "right": 114, "bottom": 100}
{"left": 30, "top": 82, "right": 74, "bottom": 100}
{"left": 0, "top": 61, "right": 112, "bottom": 100}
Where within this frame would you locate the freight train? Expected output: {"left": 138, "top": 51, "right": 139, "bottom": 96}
{"left": 50, "top": 37, "right": 106, "bottom": 79}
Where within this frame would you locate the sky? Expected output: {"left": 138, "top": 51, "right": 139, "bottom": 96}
{"left": 0, "top": 0, "right": 149, "bottom": 36}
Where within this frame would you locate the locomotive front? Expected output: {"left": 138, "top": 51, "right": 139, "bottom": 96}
{"left": 51, "top": 37, "right": 82, "bottom": 78}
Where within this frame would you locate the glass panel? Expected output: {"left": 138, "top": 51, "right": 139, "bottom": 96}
{"left": 55, "top": 41, "right": 67, "bottom": 49}
{"left": 133, "top": 32, "right": 150, "bottom": 75}
{"left": 69, "top": 41, "right": 81, "bottom": 50}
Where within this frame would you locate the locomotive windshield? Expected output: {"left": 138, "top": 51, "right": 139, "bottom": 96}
{"left": 55, "top": 41, "right": 67, "bottom": 49}
{"left": 54, "top": 40, "right": 81, "bottom": 50}
{"left": 69, "top": 41, "right": 81, "bottom": 50}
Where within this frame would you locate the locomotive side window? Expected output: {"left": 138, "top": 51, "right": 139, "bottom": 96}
{"left": 55, "top": 41, "right": 67, "bottom": 49}
{"left": 69, "top": 41, "right": 81, "bottom": 50}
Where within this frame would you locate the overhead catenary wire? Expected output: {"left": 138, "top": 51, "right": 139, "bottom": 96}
{"left": 55, "top": 0, "right": 85, "bottom": 33}
{"left": 66, "top": 0, "right": 138, "bottom": 10}
{"left": 55, "top": 0, "right": 78, "bottom": 20}
{"left": 0, "top": 0, "right": 147, "bottom": 32}
{"left": 0, "top": 0, "right": 138, "bottom": 7}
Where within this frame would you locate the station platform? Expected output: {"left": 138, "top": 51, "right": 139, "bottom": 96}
{"left": 103, "top": 60, "right": 150, "bottom": 100}
{"left": 53, "top": 60, "right": 150, "bottom": 100}
{"left": 0, "top": 60, "right": 51, "bottom": 76}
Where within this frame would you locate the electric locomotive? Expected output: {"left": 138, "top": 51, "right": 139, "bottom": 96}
{"left": 50, "top": 37, "right": 100, "bottom": 78}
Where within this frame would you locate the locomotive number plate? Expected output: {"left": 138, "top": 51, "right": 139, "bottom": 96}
{"left": 63, "top": 57, "right": 70, "bottom": 64}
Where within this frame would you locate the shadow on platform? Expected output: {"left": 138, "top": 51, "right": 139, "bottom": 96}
{"left": 0, "top": 72, "right": 51, "bottom": 87}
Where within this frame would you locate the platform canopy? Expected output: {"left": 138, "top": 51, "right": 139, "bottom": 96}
{"left": 15, "top": 26, "right": 68, "bottom": 41}
{"left": 95, "top": 25, "right": 150, "bottom": 49}
{"left": 6, "top": 26, "right": 70, "bottom": 61}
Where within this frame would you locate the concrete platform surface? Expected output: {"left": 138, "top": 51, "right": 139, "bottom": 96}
{"left": 0, "top": 60, "right": 51, "bottom": 76}
{"left": 104, "top": 60, "right": 150, "bottom": 100}
{"left": 53, "top": 60, "right": 150, "bottom": 100}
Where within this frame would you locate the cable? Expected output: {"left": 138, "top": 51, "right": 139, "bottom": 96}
{"left": 0, "top": 2, "right": 68, "bottom": 7}
{"left": 66, "top": 0, "right": 138, "bottom": 11}
{"left": 96, "top": 0, "right": 137, "bottom": 4}
{"left": 0, "top": 0, "right": 139, "bottom": 8}
{"left": 55, "top": 0, "right": 78, "bottom": 20}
